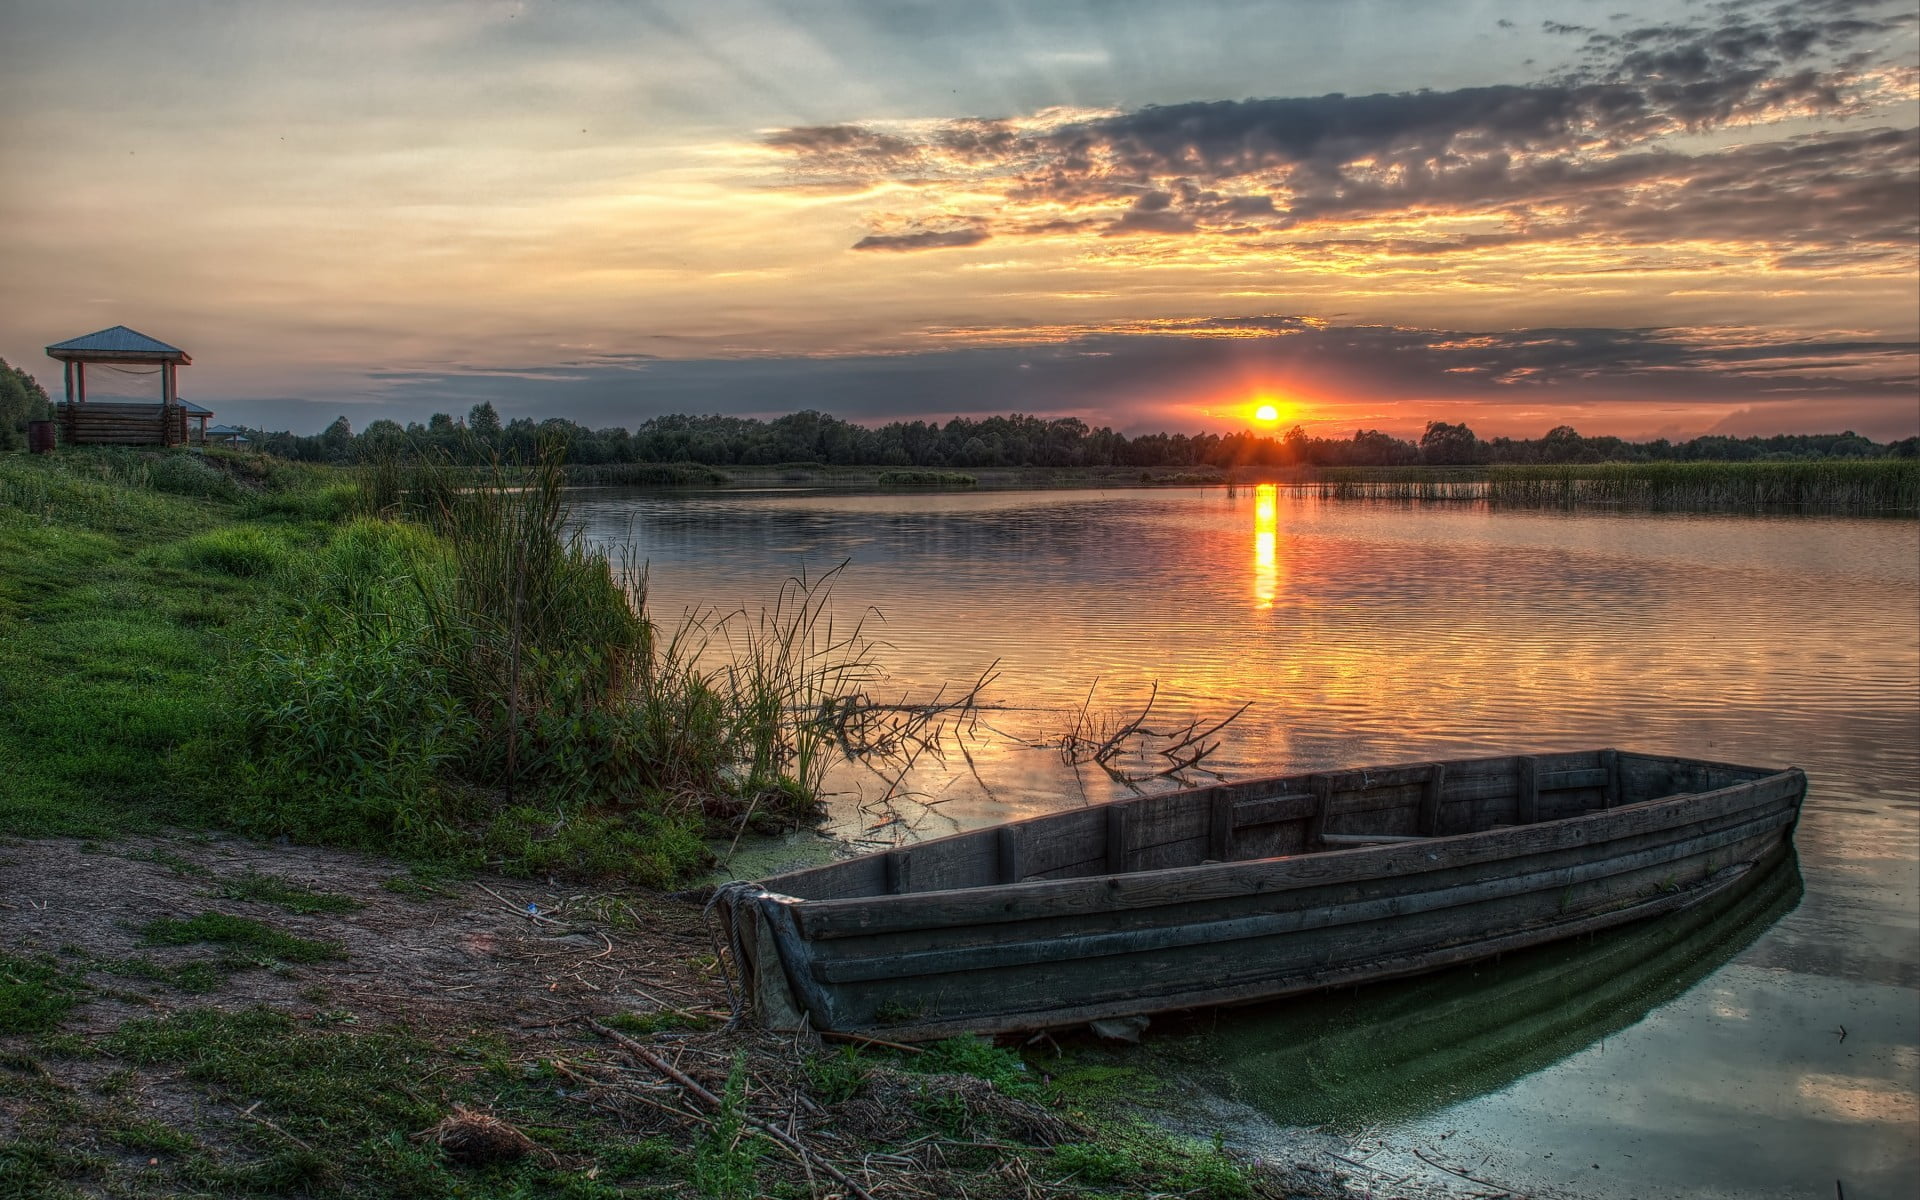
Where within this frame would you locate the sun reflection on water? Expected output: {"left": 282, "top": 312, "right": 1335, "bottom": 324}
{"left": 1253, "top": 483, "right": 1278, "bottom": 609}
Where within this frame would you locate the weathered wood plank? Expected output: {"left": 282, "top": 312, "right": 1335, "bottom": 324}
{"left": 1318, "top": 763, "right": 1443, "bottom": 792}
{"left": 1208, "top": 792, "right": 1233, "bottom": 861}
{"left": 1541, "top": 768, "right": 1608, "bottom": 791}
{"left": 1106, "top": 802, "right": 1130, "bottom": 874}
{"left": 1516, "top": 756, "right": 1539, "bottom": 824}
{"left": 1321, "top": 832, "right": 1432, "bottom": 845}
{"left": 834, "top": 832, "right": 1786, "bottom": 1030}
{"left": 1232, "top": 792, "right": 1317, "bottom": 828}
{"left": 1443, "top": 774, "right": 1516, "bottom": 804}
{"left": 1323, "top": 780, "right": 1427, "bottom": 816}
{"left": 1306, "top": 774, "right": 1333, "bottom": 844}
{"left": 1418, "top": 763, "right": 1445, "bottom": 835}
{"left": 902, "top": 831, "right": 999, "bottom": 893}
{"left": 997, "top": 825, "right": 1024, "bottom": 885}
{"left": 847, "top": 856, "right": 1777, "bottom": 1041}
{"left": 808, "top": 810, "right": 1794, "bottom": 984}
{"left": 792, "top": 770, "right": 1805, "bottom": 939}
{"left": 810, "top": 795, "right": 1800, "bottom": 962}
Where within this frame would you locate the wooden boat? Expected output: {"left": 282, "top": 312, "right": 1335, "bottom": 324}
{"left": 712, "top": 749, "right": 1805, "bottom": 1040}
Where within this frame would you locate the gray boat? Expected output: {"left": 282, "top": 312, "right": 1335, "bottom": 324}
{"left": 714, "top": 749, "right": 1805, "bottom": 1040}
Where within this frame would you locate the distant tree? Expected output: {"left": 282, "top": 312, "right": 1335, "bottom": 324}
{"left": 1419, "top": 420, "right": 1482, "bottom": 465}
{"left": 318, "top": 415, "right": 355, "bottom": 461}
{"left": 0, "top": 359, "right": 52, "bottom": 451}
{"left": 1538, "top": 424, "right": 1589, "bottom": 463}
{"left": 468, "top": 401, "right": 502, "bottom": 441}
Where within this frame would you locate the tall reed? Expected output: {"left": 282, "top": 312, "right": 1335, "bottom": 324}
{"left": 234, "top": 448, "right": 883, "bottom": 877}
{"left": 1299, "top": 460, "right": 1917, "bottom": 513}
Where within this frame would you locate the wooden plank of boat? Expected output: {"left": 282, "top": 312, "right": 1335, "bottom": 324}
{"left": 713, "top": 748, "right": 1804, "bottom": 1040}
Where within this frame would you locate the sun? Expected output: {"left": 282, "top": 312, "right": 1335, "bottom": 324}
{"left": 1250, "top": 396, "right": 1291, "bottom": 425}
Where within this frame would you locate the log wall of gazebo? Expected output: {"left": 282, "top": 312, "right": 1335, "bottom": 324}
{"left": 45, "top": 325, "right": 194, "bottom": 448}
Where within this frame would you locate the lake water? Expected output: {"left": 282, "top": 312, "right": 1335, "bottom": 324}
{"left": 576, "top": 486, "right": 1919, "bottom": 1200}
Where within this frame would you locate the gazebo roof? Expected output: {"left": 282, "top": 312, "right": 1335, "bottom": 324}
{"left": 47, "top": 325, "right": 191, "bottom": 364}
{"left": 178, "top": 398, "right": 213, "bottom": 415}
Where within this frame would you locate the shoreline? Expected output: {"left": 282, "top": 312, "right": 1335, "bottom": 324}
{"left": 2, "top": 830, "right": 1367, "bottom": 1198}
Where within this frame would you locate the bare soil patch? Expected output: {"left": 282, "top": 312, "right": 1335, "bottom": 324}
{"left": 1, "top": 832, "right": 724, "bottom": 1036}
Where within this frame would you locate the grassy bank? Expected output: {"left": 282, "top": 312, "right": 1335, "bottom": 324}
{"left": 0, "top": 448, "right": 869, "bottom": 885}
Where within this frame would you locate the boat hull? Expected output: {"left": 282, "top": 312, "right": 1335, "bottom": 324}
{"left": 716, "top": 750, "right": 1805, "bottom": 1039}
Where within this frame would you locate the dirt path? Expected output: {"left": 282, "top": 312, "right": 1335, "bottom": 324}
{"left": 1, "top": 833, "right": 726, "bottom": 1039}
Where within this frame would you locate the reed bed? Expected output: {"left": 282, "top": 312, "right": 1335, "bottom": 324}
{"left": 1305, "top": 460, "right": 1917, "bottom": 513}
{"left": 1488, "top": 460, "right": 1918, "bottom": 512}
{"left": 235, "top": 453, "right": 902, "bottom": 880}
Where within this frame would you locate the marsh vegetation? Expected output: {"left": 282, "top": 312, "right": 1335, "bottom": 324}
{"left": 0, "top": 447, "right": 953, "bottom": 885}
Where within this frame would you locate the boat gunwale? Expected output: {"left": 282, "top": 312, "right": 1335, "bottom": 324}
{"left": 849, "top": 851, "right": 1788, "bottom": 1042}
{"left": 766, "top": 760, "right": 1805, "bottom": 940}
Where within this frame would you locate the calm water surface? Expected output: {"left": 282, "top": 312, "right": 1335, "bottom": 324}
{"left": 577, "top": 487, "right": 1919, "bottom": 1199}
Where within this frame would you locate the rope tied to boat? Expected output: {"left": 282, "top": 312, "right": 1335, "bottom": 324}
{"left": 704, "top": 881, "right": 770, "bottom": 1028}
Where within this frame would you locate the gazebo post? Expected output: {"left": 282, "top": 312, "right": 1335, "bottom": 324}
{"left": 161, "top": 361, "right": 177, "bottom": 445}
{"left": 63, "top": 360, "right": 74, "bottom": 405}
{"left": 76, "top": 362, "right": 86, "bottom": 404}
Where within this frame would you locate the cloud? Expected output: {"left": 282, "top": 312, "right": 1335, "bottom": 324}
{"left": 758, "top": 2, "right": 1917, "bottom": 265}
{"left": 852, "top": 227, "right": 992, "bottom": 251}
{"left": 279, "top": 315, "right": 1916, "bottom": 443}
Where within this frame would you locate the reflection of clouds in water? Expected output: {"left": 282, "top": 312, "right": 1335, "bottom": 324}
{"left": 1796, "top": 1073, "right": 1920, "bottom": 1125}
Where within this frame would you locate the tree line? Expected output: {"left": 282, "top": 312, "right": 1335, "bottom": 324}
{"left": 5, "top": 356, "right": 1912, "bottom": 466}
{"left": 0, "top": 358, "right": 54, "bottom": 452}
{"left": 252, "top": 404, "right": 1919, "bottom": 469}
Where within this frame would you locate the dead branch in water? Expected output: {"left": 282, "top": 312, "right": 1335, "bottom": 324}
{"left": 1055, "top": 679, "right": 1252, "bottom": 788}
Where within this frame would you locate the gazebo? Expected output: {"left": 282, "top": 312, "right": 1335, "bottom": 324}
{"left": 45, "top": 325, "right": 194, "bottom": 446}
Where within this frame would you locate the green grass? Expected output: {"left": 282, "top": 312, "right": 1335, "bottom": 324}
{"left": 0, "top": 453, "right": 280, "bottom": 839}
{"left": 0, "top": 952, "right": 89, "bottom": 1034}
{"left": 139, "top": 913, "right": 345, "bottom": 965}
{"left": 0, "top": 1006, "right": 686, "bottom": 1198}
{"left": 217, "top": 871, "right": 364, "bottom": 915}
{"left": 0, "top": 448, "right": 850, "bottom": 887}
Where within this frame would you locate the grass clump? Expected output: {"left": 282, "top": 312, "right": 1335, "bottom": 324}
{"left": 139, "top": 913, "right": 345, "bottom": 965}
{"left": 691, "top": 1054, "right": 765, "bottom": 1200}
{"left": 171, "top": 525, "right": 300, "bottom": 577}
{"left": 912, "top": 1035, "right": 1038, "bottom": 1096}
{"left": 230, "top": 452, "right": 878, "bottom": 882}
{"left": 217, "top": 871, "right": 364, "bottom": 915}
{"left": 0, "top": 952, "right": 88, "bottom": 1034}
{"left": 876, "top": 469, "right": 976, "bottom": 489}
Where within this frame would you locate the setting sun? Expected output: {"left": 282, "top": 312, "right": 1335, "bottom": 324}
{"left": 1251, "top": 397, "right": 1294, "bottom": 425}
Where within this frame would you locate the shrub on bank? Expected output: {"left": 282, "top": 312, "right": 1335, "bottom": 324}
{"left": 214, "top": 456, "right": 863, "bottom": 880}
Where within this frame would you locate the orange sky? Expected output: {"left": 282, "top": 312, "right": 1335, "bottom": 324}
{"left": 1, "top": 0, "right": 1915, "bottom": 439}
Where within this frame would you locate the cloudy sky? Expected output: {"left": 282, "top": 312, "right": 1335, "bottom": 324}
{"left": 2, "top": 0, "right": 1915, "bottom": 439}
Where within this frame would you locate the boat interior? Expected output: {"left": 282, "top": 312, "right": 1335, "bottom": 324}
{"left": 763, "top": 749, "right": 1786, "bottom": 902}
